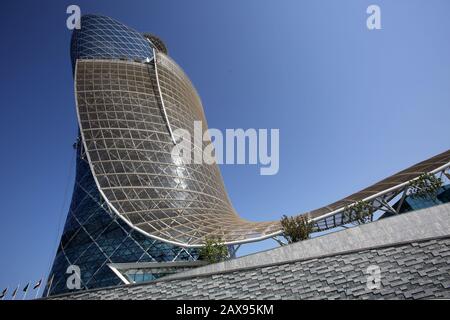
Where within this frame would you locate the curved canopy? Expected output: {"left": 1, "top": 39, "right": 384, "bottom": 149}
{"left": 75, "top": 58, "right": 280, "bottom": 247}
{"left": 74, "top": 57, "right": 450, "bottom": 247}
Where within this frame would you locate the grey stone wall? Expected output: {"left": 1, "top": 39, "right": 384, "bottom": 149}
{"left": 48, "top": 203, "right": 450, "bottom": 300}
{"left": 166, "top": 202, "right": 450, "bottom": 280}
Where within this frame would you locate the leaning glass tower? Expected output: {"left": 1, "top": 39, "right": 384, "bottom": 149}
{"left": 45, "top": 14, "right": 450, "bottom": 297}
{"left": 44, "top": 15, "right": 202, "bottom": 296}
{"left": 45, "top": 14, "right": 280, "bottom": 296}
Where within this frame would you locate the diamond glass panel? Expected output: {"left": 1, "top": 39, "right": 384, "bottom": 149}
{"left": 44, "top": 146, "right": 199, "bottom": 297}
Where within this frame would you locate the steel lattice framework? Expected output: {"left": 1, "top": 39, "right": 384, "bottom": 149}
{"left": 306, "top": 150, "right": 450, "bottom": 231}
{"left": 46, "top": 14, "right": 450, "bottom": 296}
{"left": 74, "top": 56, "right": 450, "bottom": 247}
{"left": 61, "top": 13, "right": 450, "bottom": 250}
{"left": 75, "top": 58, "right": 280, "bottom": 247}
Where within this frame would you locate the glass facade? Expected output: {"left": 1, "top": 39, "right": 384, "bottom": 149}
{"left": 47, "top": 13, "right": 450, "bottom": 296}
{"left": 399, "top": 184, "right": 450, "bottom": 212}
{"left": 74, "top": 57, "right": 279, "bottom": 246}
{"left": 70, "top": 15, "right": 153, "bottom": 69}
{"left": 44, "top": 144, "right": 199, "bottom": 296}
{"left": 45, "top": 14, "right": 200, "bottom": 297}
{"left": 109, "top": 261, "right": 206, "bottom": 284}
{"left": 377, "top": 184, "right": 450, "bottom": 220}
{"left": 71, "top": 14, "right": 280, "bottom": 247}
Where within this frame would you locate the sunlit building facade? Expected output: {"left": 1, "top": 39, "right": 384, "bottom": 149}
{"left": 46, "top": 14, "right": 279, "bottom": 296}
{"left": 45, "top": 15, "right": 206, "bottom": 296}
{"left": 45, "top": 14, "right": 450, "bottom": 297}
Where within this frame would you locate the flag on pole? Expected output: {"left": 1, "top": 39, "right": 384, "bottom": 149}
{"left": 34, "top": 278, "right": 43, "bottom": 299}
{"left": 0, "top": 287, "right": 7, "bottom": 299}
{"left": 22, "top": 283, "right": 30, "bottom": 300}
{"left": 11, "top": 285, "right": 19, "bottom": 300}
{"left": 33, "top": 279, "right": 42, "bottom": 290}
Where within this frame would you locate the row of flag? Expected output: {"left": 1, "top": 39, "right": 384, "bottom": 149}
{"left": 0, "top": 278, "right": 43, "bottom": 300}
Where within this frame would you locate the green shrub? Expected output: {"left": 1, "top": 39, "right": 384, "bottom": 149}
{"left": 199, "top": 237, "right": 229, "bottom": 264}
{"left": 408, "top": 173, "right": 442, "bottom": 200}
{"left": 280, "top": 215, "right": 314, "bottom": 244}
{"left": 343, "top": 200, "right": 374, "bottom": 225}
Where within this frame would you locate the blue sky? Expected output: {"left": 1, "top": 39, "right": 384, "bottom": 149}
{"left": 0, "top": 0, "right": 449, "bottom": 296}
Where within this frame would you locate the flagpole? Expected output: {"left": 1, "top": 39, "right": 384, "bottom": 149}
{"left": 22, "top": 284, "right": 29, "bottom": 300}
{"left": 34, "top": 286, "right": 41, "bottom": 299}
{"left": 1, "top": 286, "right": 7, "bottom": 300}
{"left": 34, "top": 279, "right": 43, "bottom": 299}
{"left": 12, "top": 284, "right": 19, "bottom": 301}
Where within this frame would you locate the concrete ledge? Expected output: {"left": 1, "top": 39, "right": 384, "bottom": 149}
{"left": 164, "top": 203, "right": 450, "bottom": 280}
{"left": 46, "top": 203, "right": 450, "bottom": 300}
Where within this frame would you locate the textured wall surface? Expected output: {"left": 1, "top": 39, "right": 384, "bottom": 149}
{"left": 48, "top": 204, "right": 450, "bottom": 300}
{"left": 164, "top": 202, "right": 450, "bottom": 279}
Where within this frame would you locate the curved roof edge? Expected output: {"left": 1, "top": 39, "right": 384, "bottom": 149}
{"left": 67, "top": 14, "right": 450, "bottom": 248}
